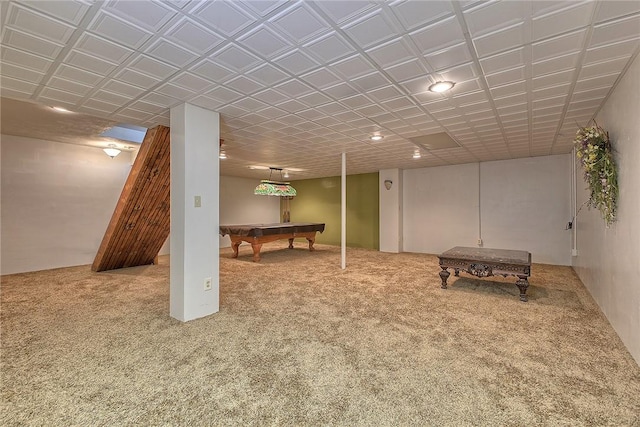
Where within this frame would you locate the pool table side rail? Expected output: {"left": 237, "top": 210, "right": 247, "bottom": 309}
{"left": 219, "top": 222, "right": 325, "bottom": 237}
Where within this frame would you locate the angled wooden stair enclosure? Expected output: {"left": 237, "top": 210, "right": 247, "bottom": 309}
{"left": 92, "top": 125, "right": 170, "bottom": 272}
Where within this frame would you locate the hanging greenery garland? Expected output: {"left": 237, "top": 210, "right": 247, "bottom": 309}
{"left": 574, "top": 122, "right": 618, "bottom": 225}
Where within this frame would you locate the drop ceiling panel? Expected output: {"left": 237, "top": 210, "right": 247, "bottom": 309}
{"left": 590, "top": 14, "right": 640, "bottom": 48}
{"left": 593, "top": 1, "right": 640, "bottom": 23}
{"left": 19, "top": 0, "right": 90, "bottom": 25}
{"left": 144, "top": 38, "right": 198, "bottom": 68}
{"left": 313, "top": 1, "right": 378, "bottom": 25}
{"left": 191, "top": 1, "right": 254, "bottom": 37}
{"left": 366, "top": 37, "right": 417, "bottom": 68}
{"left": 105, "top": 0, "right": 176, "bottom": 32}
{"left": 87, "top": 11, "right": 153, "bottom": 49}
{"left": 464, "top": 0, "right": 530, "bottom": 37}
{"left": 390, "top": 0, "right": 454, "bottom": 32}
{"left": 410, "top": 16, "right": 466, "bottom": 54}
{"left": 342, "top": 9, "right": 398, "bottom": 49}
{"left": 127, "top": 55, "right": 178, "bottom": 80}
{"left": 48, "top": 76, "right": 93, "bottom": 97}
{"left": 271, "top": 3, "right": 329, "bottom": 44}
{"left": 272, "top": 49, "right": 319, "bottom": 75}
{"left": 532, "top": 29, "right": 587, "bottom": 62}
{"left": 0, "top": 75, "right": 38, "bottom": 95}
{"left": 212, "top": 44, "right": 262, "bottom": 72}
{"left": 1, "top": 45, "right": 54, "bottom": 72}
{"left": 75, "top": 33, "right": 134, "bottom": 64}
{"left": 424, "top": 42, "right": 473, "bottom": 71}
{"left": 57, "top": 64, "right": 103, "bottom": 86}
{"left": 474, "top": 24, "right": 527, "bottom": 59}
{"left": 238, "top": 26, "right": 291, "bottom": 59}
{"left": 531, "top": 2, "right": 595, "bottom": 41}
{"left": 7, "top": 3, "right": 76, "bottom": 44}
{"left": 304, "top": 32, "right": 354, "bottom": 63}
{"left": 65, "top": 50, "right": 119, "bottom": 76}
{"left": 164, "top": 18, "right": 224, "bottom": 54}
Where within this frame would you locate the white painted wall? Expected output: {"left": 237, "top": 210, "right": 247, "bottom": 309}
{"left": 403, "top": 163, "right": 480, "bottom": 254}
{"left": 1, "top": 134, "right": 279, "bottom": 275}
{"left": 481, "top": 155, "right": 572, "bottom": 265}
{"left": 379, "top": 168, "right": 403, "bottom": 253}
{"left": 219, "top": 176, "right": 280, "bottom": 248}
{"left": 1, "top": 135, "right": 134, "bottom": 275}
{"left": 572, "top": 54, "right": 640, "bottom": 364}
{"left": 402, "top": 156, "right": 572, "bottom": 265}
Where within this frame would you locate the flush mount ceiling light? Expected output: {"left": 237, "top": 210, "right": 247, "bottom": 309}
{"left": 412, "top": 150, "right": 422, "bottom": 159}
{"left": 103, "top": 144, "right": 121, "bottom": 159}
{"left": 51, "top": 106, "right": 71, "bottom": 113}
{"left": 254, "top": 167, "right": 297, "bottom": 197}
{"left": 428, "top": 81, "right": 455, "bottom": 93}
{"left": 219, "top": 151, "right": 227, "bottom": 159}
{"left": 370, "top": 135, "right": 383, "bottom": 141}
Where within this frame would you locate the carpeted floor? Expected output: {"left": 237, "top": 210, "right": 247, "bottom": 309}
{"left": 1, "top": 243, "right": 639, "bottom": 426}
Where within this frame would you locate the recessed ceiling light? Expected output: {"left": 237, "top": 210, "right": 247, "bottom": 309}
{"left": 370, "top": 135, "right": 383, "bottom": 141}
{"left": 428, "top": 81, "right": 455, "bottom": 93}
{"left": 413, "top": 151, "right": 421, "bottom": 159}
{"left": 51, "top": 106, "right": 71, "bottom": 113}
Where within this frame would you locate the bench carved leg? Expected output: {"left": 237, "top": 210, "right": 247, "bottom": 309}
{"left": 516, "top": 276, "right": 529, "bottom": 302}
{"left": 251, "top": 243, "right": 262, "bottom": 262}
{"left": 288, "top": 238, "right": 294, "bottom": 249}
{"left": 439, "top": 267, "right": 450, "bottom": 289}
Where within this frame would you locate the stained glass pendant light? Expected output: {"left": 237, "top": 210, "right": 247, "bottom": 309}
{"left": 254, "top": 167, "right": 297, "bottom": 197}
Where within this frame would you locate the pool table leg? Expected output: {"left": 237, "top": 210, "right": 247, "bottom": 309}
{"left": 251, "top": 243, "right": 262, "bottom": 262}
{"left": 439, "top": 267, "right": 450, "bottom": 289}
{"left": 516, "top": 276, "right": 529, "bottom": 302}
{"left": 307, "top": 237, "right": 316, "bottom": 251}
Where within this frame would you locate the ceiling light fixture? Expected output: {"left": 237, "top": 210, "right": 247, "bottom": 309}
{"left": 370, "top": 135, "right": 383, "bottom": 141}
{"left": 428, "top": 81, "right": 455, "bottom": 93}
{"left": 51, "top": 106, "right": 71, "bottom": 113}
{"left": 219, "top": 151, "right": 227, "bottom": 159}
{"left": 413, "top": 150, "right": 421, "bottom": 159}
{"left": 254, "top": 167, "right": 297, "bottom": 197}
{"left": 103, "top": 144, "right": 121, "bottom": 159}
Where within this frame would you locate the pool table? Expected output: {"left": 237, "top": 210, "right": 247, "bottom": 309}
{"left": 219, "top": 222, "right": 325, "bottom": 262}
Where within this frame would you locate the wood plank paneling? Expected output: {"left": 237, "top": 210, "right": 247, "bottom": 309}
{"left": 92, "top": 125, "right": 170, "bottom": 272}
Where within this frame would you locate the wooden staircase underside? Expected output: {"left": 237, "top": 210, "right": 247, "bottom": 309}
{"left": 92, "top": 125, "right": 170, "bottom": 272}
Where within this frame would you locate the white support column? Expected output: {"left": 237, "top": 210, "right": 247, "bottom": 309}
{"left": 341, "top": 152, "right": 346, "bottom": 269}
{"left": 170, "top": 103, "right": 219, "bottom": 322}
{"left": 379, "top": 168, "right": 403, "bottom": 253}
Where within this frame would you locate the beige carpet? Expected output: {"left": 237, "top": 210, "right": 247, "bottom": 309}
{"left": 1, "top": 243, "right": 639, "bottom": 426}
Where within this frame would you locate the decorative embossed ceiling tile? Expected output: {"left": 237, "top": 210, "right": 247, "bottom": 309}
{"left": 0, "top": 1, "right": 639, "bottom": 178}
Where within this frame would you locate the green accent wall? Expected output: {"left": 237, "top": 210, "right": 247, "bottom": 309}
{"left": 284, "top": 172, "right": 379, "bottom": 249}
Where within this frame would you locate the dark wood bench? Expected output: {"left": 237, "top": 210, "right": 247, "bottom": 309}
{"left": 438, "top": 246, "right": 531, "bottom": 302}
